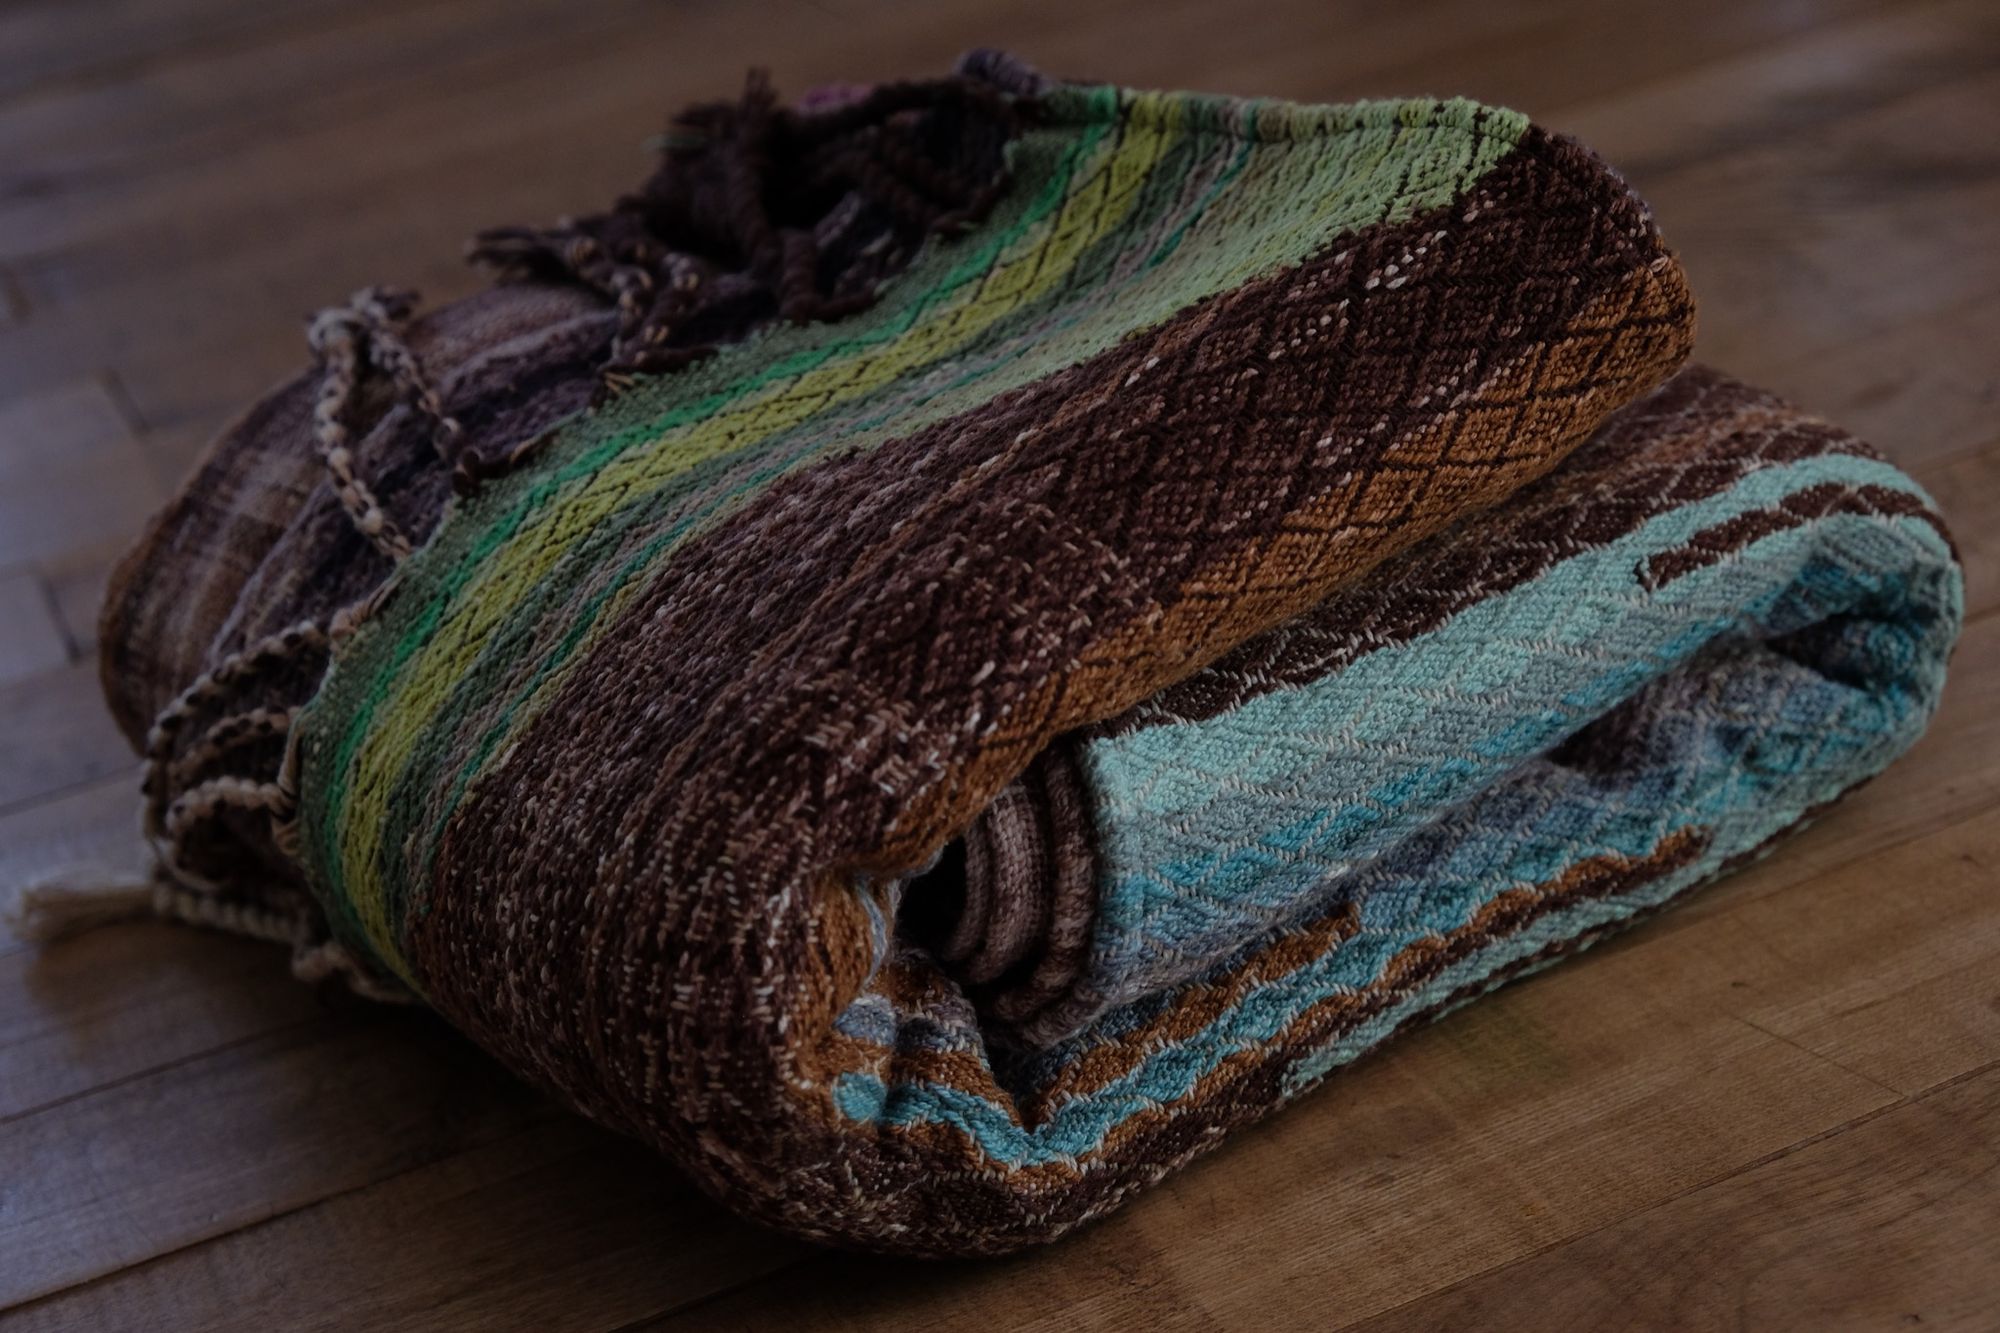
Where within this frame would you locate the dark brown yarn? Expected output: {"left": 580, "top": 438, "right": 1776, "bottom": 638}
{"left": 465, "top": 70, "right": 1017, "bottom": 431}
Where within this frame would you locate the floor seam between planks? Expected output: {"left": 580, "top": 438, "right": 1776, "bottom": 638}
{"left": 0, "top": 1106, "right": 568, "bottom": 1318}
{"left": 0, "top": 1011, "right": 337, "bottom": 1129}
{"left": 1545, "top": 0, "right": 1970, "bottom": 133}
{"left": 0, "top": 767, "right": 138, "bottom": 824}
{"left": 1329, "top": 1109, "right": 1907, "bottom": 1331}
{"left": 1731, "top": 1014, "right": 1907, "bottom": 1101}
{"left": 1335, "top": 1050, "right": 2000, "bottom": 1331}
{"left": 0, "top": 0, "right": 500, "bottom": 118}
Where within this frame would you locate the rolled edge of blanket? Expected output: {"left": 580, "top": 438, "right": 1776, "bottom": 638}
{"left": 834, "top": 365, "right": 1961, "bottom": 1253}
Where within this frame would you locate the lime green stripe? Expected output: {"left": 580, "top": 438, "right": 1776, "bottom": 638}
{"left": 372, "top": 106, "right": 1253, "bottom": 914}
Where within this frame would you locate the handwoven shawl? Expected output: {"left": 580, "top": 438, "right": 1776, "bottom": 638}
{"left": 85, "top": 56, "right": 1961, "bottom": 1256}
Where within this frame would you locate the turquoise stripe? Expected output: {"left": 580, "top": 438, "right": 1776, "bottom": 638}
{"left": 1096, "top": 456, "right": 1937, "bottom": 828}
{"left": 829, "top": 494, "right": 1956, "bottom": 1165}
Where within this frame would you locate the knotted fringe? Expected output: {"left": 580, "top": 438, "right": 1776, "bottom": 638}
{"left": 14, "top": 287, "right": 449, "bottom": 1002}
{"left": 7, "top": 864, "right": 410, "bottom": 1004}
{"left": 304, "top": 287, "right": 462, "bottom": 559}
{"left": 466, "top": 68, "right": 1014, "bottom": 416}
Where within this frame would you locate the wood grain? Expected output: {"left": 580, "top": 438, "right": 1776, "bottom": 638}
{"left": 0, "top": 380, "right": 160, "bottom": 571}
{"left": 0, "top": 574, "right": 66, "bottom": 688}
{"left": 0, "top": 664, "right": 135, "bottom": 811}
{"left": 0, "top": 2, "right": 1993, "bottom": 1329}
{"left": 1352, "top": 1060, "right": 2000, "bottom": 1331}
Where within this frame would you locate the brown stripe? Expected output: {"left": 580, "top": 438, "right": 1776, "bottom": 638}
{"left": 1640, "top": 480, "right": 1950, "bottom": 588}
{"left": 981, "top": 742, "right": 1104, "bottom": 1033}
{"left": 959, "top": 257, "right": 1690, "bottom": 808}
{"left": 1028, "top": 900, "right": 1365, "bottom": 1114}
{"left": 1033, "top": 823, "right": 1708, "bottom": 1121}
{"left": 1072, "top": 826, "right": 1713, "bottom": 1199}
{"left": 1098, "top": 366, "right": 1896, "bottom": 735}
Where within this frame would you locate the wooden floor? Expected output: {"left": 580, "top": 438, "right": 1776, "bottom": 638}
{"left": 2, "top": 1, "right": 1997, "bottom": 1328}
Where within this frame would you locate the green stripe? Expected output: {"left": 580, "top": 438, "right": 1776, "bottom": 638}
{"left": 310, "top": 92, "right": 1125, "bottom": 950}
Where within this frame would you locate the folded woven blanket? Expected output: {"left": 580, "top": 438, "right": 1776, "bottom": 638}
{"left": 80, "top": 53, "right": 1960, "bottom": 1256}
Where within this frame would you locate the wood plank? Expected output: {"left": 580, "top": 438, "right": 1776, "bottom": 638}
{"left": 0, "top": 572, "right": 67, "bottom": 686}
{"left": 7, "top": 1118, "right": 800, "bottom": 1332}
{"left": 0, "top": 379, "right": 161, "bottom": 571}
{"left": 0, "top": 0, "right": 670, "bottom": 258}
{"left": 0, "top": 1007, "right": 548, "bottom": 1307}
{"left": 0, "top": 663, "right": 137, "bottom": 812}
{"left": 0, "top": 0, "right": 1955, "bottom": 439}
{"left": 1783, "top": 958, "right": 2000, "bottom": 1108}
{"left": 1305, "top": 0, "right": 1897, "bottom": 117}
{"left": 1665, "top": 82, "right": 2000, "bottom": 417}
{"left": 0, "top": 923, "right": 325, "bottom": 1121}
{"left": 0, "top": 266, "right": 25, "bottom": 325}
{"left": 1763, "top": 301, "right": 2000, "bottom": 475}
{"left": 1555, "top": 1, "right": 2000, "bottom": 424}
{"left": 30, "top": 535, "right": 125, "bottom": 662}
{"left": 1618, "top": 806, "right": 2000, "bottom": 1099}
{"left": 1352, "top": 1062, "right": 2000, "bottom": 1331}
{"left": 1557, "top": 0, "right": 1997, "bottom": 177}
{"left": 0, "top": 0, "right": 783, "bottom": 428}
{"left": 0, "top": 0, "right": 429, "bottom": 104}
{"left": 2, "top": 0, "right": 1858, "bottom": 252}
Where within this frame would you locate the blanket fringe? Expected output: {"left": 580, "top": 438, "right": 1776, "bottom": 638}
{"left": 7, "top": 863, "right": 412, "bottom": 1004}
{"left": 8, "top": 867, "right": 162, "bottom": 943}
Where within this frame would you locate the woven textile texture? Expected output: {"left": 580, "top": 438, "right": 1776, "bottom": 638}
{"left": 89, "top": 56, "right": 1960, "bottom": 1255}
